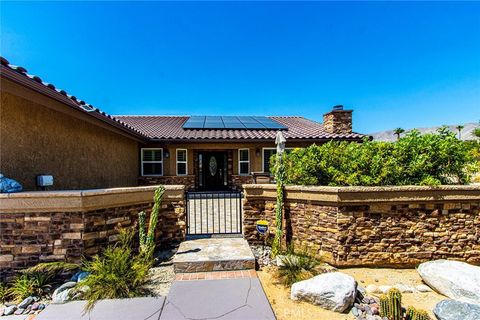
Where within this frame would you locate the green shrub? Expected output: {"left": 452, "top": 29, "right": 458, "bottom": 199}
{"left": 276, "top": 128, "right": 475, "bottom": 186}
{"left": 8, "top": 272, "right": 52, "bottom": 302}
{"left": 275, "top": 254, "right": 319, "bottom": 287}
{"left": 0, "top": 282, "right": 9, "bottom": 303}
{"left": 23, "top": 261, "right": 80, "bottom": 274}
{"left": 79, "top": 227, "right": 151, "bottom": 312}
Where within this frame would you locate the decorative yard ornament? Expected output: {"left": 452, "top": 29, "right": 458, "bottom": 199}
{"left": 256, "top": 220, "right": 269, "bottom": 235}
{"left": 275, "top": 131, "right": 286, "bottom": 154}
{"left": 272, "top": 131, "right": 286, "bottom": 257}
{"left": 0, "top": 173, "right": 23, "bottom": 193}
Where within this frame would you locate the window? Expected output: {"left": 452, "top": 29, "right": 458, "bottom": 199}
{"left": 238, "top": 149, "right": 250, "bottom": 175}
{"left": 141, "top": 148, "right": 163, "bottom": 176}
{"left": 262, "top": 148, "right": 276, "bottom": 173}
{"left": 262, "top": 148, "right": 294, "bottom": 173}
{"left": 176, "top": 149, "right": 187, "bottom": 176}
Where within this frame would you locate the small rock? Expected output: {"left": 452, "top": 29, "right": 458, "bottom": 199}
{"left": 415, "top": 284, "right": 432, "bottom": 292}
{"left": 3, "top": 305, "right": 16, "bottom": 316}
{"left": 379, "top": 285, "right": 392, "bottom": 294}
{"left": 366, "top": 284, "right": 379, "bottom": 293}
{"left": 365, "top": 305, "right": 372, "bottom": 315}
{"left": 38, "top": 303, "right": 46, "bottom": 310}
{"left": 31, "top": 302, "right": 40, "bottom": 311}
{"left": 351, "top": 306, "right": 359, "bottom": 316}
{"left": 433, "top": 299, "right": 480, "bottom": 320}
{"left": 371, "top": 306, "right": 379, "bottom": 315}
{"left": 393, "top": 284, "right": 414, "bottom": 293}
{"left": 0, "top": 308, "right": 4, "bottom": 316}
{"left": 374, "top": 278, "right": 379, "bottom": 283}
{"left": 14, "top": 308, "right": 25, "bottom": 315}
{"left": 18, "top": 296, "right": 34, "bottom": 309}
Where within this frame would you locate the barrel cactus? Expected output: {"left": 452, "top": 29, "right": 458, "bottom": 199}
{"left": 380, "top": 288, "right": 403, "bottom": 320}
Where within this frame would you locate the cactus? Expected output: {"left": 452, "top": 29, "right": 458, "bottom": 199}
{"left": 403, "top": 305, "right": 431, "bottom": 320}
{"left": 380, "top": 295, "right": 390, "bottom": 318}
{"left": 412, "top": 309, "right": 430, "bottom": 320}
{"left": 388, "top": 288, "right": 403, "bottom": 320}
{"left": 406, "top": 306, "right": 416, "bottom": 320}
{"left": 380, "top": 288, "right": 403, "bottom": 320}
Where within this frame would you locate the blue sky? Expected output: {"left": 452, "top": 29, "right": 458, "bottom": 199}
{"left": 1, "top": 1, "right": 479, "bottom": 133}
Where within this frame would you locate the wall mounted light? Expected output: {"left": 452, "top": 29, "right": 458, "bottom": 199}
{"left": 255, "top": 148, "right": 261, "bottom": 157}
{"left": 164, "top": 149, "right": 170, "bottom": 159}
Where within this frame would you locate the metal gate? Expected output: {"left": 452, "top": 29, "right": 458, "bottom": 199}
{"left": 186, "top": 191, "right": 242, "bottom": 235}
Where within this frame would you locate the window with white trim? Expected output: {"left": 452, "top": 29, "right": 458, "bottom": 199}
{"left": 238, "top": 149, "right": 250, "bottom": 175}
{"left": 176, "top": 149, "right": 188, "bottom": 176}
{"left": 141, "top": 148, "right": 163, "bottom": 176}
{"left": 262, "top": 148, "right": 294, "bottom": 173}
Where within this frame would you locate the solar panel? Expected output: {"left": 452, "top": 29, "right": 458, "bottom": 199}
{"left": 182, "top": 116, "right": 287, "bottom": 130}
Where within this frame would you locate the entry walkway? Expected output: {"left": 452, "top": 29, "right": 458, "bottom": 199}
{"left": 160, "top": 273, "right": 275, "bottom": 320}
{"left": 35, "top": 271, "right": 275, "bottom": 320}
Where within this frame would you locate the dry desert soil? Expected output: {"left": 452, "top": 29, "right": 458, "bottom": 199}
{"left": 257, "top": 266, "right": 445, "bottom": 320}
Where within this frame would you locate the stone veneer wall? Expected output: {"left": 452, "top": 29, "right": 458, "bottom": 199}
{"left": 243, "top": 184, "right": 480, "bottom": 267}
{"left": 0, "top": 185, "right": 185, "bottom": 279}
{"left": 139, "top": 176, "right": 195, "bottom": 191}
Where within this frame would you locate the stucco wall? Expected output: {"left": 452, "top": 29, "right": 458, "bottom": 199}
{"left": 0, "top": 90, "right": 139, "bottom": 190}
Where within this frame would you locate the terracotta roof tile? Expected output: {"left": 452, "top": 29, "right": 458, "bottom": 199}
{"left": 115, "top": 115, "right": 365, "bottom": 141}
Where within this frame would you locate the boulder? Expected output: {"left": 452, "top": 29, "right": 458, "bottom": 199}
{"left": 52, "top": 281, "right": 77, "bottom": 304}
{"left": 291, "top": 272, "right": 357, "bottom": 312}
{"left": 417, "top": 260, "right": 480, "bottom": 304}
{"left": 433, "top": 299, "right": 480, "bottom": 320}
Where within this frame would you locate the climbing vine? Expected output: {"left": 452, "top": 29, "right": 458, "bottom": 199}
{"left": 272, "top": 152, "right": 285, "bottom": 257}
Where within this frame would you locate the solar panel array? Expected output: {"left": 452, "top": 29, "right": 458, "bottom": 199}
{"left": 182, "top": 116, "right": 287, "bottom": 130}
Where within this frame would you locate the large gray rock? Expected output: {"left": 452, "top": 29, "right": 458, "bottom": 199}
{"left": 433, "top": 299, "right": 480, "bottom": 320}
{"left": 291, "top": 272, "right": 357, "bottom": 312}
{"left": 52, "top": 281, "right": 77, "bottom": 304}
{"left": 417, "top": 260, "right": 480, "bottom": 304}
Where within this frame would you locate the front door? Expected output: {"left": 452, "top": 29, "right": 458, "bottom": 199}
{"left": 198, "top": 151, "right": 228, "bottom": 190}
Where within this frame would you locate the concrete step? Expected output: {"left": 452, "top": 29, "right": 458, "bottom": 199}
{"left": 173, "top": 237, "right": 255, "bottom": 273}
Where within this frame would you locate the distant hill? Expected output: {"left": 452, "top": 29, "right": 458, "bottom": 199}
{"left": 370, "top": 123, "right": 480, "bottom": 142}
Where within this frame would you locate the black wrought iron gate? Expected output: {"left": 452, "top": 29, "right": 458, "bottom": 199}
{"left": 186, "top": 191, "right": 242, "bottom": 235}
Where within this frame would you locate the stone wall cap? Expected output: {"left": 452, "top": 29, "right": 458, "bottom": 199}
{"left": 0, "top": 185, "right": 184, "bottom": 213}
{"left": 243, "top": 184, "right": 480, "bottom": 204}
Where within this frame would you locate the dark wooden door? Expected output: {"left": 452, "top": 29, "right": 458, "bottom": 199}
{"left": 199, "top": 152, "right": 227, "bottom": 190}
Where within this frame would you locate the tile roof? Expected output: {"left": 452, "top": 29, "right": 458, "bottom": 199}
{"left": 115, "top": 115, "right": 365, "bottom": 141}
{"left": 0, "top": 57, "right": 148, "bottom": 139}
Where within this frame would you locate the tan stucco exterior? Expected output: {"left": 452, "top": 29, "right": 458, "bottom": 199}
{"left": 0, "top": 80, "right": 140, "bottom": 190}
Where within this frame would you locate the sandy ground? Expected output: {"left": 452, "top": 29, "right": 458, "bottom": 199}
{"left": 258, "top": 267, "right": 446, "bottom": 320}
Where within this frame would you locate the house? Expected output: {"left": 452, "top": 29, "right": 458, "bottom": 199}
{"left": 0, "top": 57, "right": 366, "bottom": 191}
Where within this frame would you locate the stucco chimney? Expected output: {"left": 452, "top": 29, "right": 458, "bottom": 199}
{"left": 323, "top": 105, "right": 353, "bottom": 134}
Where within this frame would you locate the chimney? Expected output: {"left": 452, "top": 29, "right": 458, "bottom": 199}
{"left": 323, "top": 105, "right": 353, "bottom": 134}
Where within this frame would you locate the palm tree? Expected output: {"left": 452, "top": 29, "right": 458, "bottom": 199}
{"left": 456, "top": 125, "right": 464, "bottom": 140}
{"left": 393, "top": 128, "right": 405, "bottom": 141}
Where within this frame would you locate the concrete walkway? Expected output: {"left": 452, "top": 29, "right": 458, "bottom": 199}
{"left": 161, "top": 277, "right": 275, "bottom": 320}
{"left": 33, "top": 273, "right": 275, "bottom": 320}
